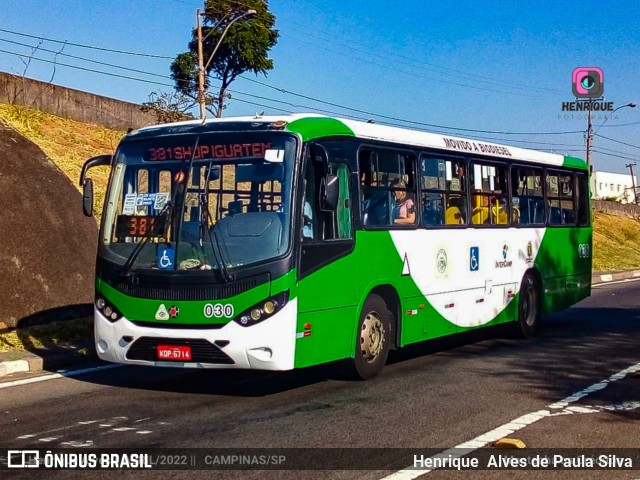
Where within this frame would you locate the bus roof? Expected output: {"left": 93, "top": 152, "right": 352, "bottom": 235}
{"left": 130, "top": 114, "right": 587, "bottom": 170}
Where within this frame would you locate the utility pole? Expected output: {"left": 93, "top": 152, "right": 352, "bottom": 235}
{"left": 196, "top": 9, "right": 206, "bottom": 120}
{"left": 585, "top": 100, "right": 593, "bottom": 172}
{"left": 625, "top": 162, "right": 638, "bottom": 205}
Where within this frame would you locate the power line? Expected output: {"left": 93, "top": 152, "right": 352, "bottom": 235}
{"left": 0, "top": 27, "right": 173, "bottom": 59}
{"left": 0, "top": 37, "right": 171, "bottom": 80}
{"left": 282, "top": 33, "right": 549, "bottom": 98}
{"left": 592, "top": 149, "right": 640, "bottom": 162}
{"left": 593, "top": 145, "right": 639, "bottom": 157}
{"left": 284, "top": 26, "right": 564, "bottom": 97}
{"left": 594, "top": 133, "right": 640, "bottom": 150}
{"left": 1, "top": 32, "right": 587, "bottom": 138}
{"left": 0, "top": 48, "right": 175, "bottom": 88}
{"left": 0, "top": 27, "right": 585, "bottom": 136}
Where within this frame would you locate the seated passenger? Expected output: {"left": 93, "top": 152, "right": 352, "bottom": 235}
{"left": 391, "top": 179, "right": 415, "bottom": 225}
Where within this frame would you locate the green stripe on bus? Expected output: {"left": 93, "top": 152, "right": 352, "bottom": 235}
{"left": 562, "top": 155, "right": 588, "bottom": 170}
{"left": 286, "top": 117, "right": 354, "bottom": 142}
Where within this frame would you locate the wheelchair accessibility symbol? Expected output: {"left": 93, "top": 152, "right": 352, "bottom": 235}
{"left": 158, "top": 247, "right": 175, "bottom": 270}
{"left": 470, "top": 246, "right": 479, "bottom": 272}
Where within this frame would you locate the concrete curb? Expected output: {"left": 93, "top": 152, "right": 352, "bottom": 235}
{"left": 0, "top": 346, "right": 97, "bottom": 379}
{"left": 592, "top": 269, "right": 640, "bottom": 285}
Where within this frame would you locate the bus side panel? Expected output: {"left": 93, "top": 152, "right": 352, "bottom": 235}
{"left": 294, "top": 251, "right": 358, "bottom": 369}
{"left": 536, "top": 226, "right": 592, "bottom": 313}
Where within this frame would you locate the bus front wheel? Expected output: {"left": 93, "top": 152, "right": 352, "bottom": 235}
{"left": 515, "top": 273, "right": 540, "bottom": 338}
{"left": 349, "top": 294, "right": 390, "bottom": 380}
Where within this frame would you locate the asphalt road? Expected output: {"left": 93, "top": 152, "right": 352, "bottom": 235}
{"left": 1, "top": 279, "right": 639, "bottom": 480}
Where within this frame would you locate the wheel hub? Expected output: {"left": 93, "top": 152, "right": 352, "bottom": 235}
{"left": 361, "top": 312, "right": 385, "bottom": 363}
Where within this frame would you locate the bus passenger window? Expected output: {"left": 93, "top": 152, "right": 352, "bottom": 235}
{"left": 511, "top": 167, "right": 544, "bottom": 226}
{"left": 359, "top": 149, "right": 416, "bottom": 227}
{"left": 420, "top": 157, "right": 467, "bottom": 226}
{"left": 546, "top": 171, "right": 575, "bottom": 226}
{"left": 470, "top": 162, "right": 508, "bottom": 225}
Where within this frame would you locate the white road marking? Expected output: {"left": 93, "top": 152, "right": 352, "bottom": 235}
{"left": 136, "top": 431, "right": 152, "bottom": 435}
{"left": 549, "top": 401, "right": 640, "bottom": 416}
{"left": 39, "top": 437, "right": 60, "bottom": 442}
{"left": 14, "top": 417, "right": 129, "bottom": 442}
{"left": 60, "top": 440, "right": 94, "bottom": 447}
{"left": 379, "top": 360, "right": 640, "bottom": 480}
{"left": 0, "top": 364, "right": 121, "bottom": 389}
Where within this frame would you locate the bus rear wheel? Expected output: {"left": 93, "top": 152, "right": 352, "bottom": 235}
{"left": 515, "top": 273, "right": 540, "bottom": 338}
{"left": 349, "top": 294, "right": 390, "bottom": 380}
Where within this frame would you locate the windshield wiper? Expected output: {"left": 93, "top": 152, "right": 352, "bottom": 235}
{"left": 200, "top": 164, "right": 234, "bottom": 283}
{"left": 119, "top": 202, "right": 173, "bottom": 278}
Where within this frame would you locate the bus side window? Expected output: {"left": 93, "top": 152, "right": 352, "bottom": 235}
{"left": 303, "top": 148, "right": 352, "bottom": 241}
{"left": 359, "top": 149, "right": 416, "bottom": 227}
{"left": 546, "top": 171, "right": 575, "bottom": 226}
{"left": 470, "top": 162, "right": 508, "bottom": 226}
{"left": 511, "top": 167, "right": 544, "bottom": 226}
{"left": 420, "top": 156, "right": 467, "bottom": 226}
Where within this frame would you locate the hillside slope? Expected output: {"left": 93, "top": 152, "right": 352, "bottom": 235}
{"left": 592, "top": 211, "right": 640, "bottom": 271}
{"left": 0, "top": 103, "right": 123, "bottom": 218}
{"left": 0, "top": 120, "right": 97, "bottom": 327}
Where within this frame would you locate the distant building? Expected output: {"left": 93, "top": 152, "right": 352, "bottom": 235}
{"left": 591, "top": 170, "right": 637, "bottom": 204}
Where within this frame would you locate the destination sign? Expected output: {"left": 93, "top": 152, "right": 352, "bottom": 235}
{"left": 115, "top": 215, "right": 167, "bottom": 239}
{"left": 147, "top": 143, "right": 273, "bottom": 161}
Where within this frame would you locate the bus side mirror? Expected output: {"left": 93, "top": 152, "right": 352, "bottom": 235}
{"left": 82, "top": 178, "right": 94, "bottom": 217}
{"left": 320, "top": 174, "right": 339, "bottom": 211}
{"left": 79, "top": 154, "right": 111, "bottom": 186}
{"left": 79, "top": 154, "right": 111, "bottom": 217}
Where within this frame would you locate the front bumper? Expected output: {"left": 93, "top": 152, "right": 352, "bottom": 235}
{"left": 94, "top": 298, "right": 297, "bottom": 371}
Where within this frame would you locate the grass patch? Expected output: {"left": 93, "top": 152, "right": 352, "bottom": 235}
{"left": 592, "top": 211, "right": 640, "bottom": 271}
{"left": 0, "top": 318, "right": 93, "bottom": 353}
{"left": 0, "top": 103, "right": 124, "bottom": 220}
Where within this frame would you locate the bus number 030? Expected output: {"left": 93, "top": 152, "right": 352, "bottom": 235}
{"left": 203, "top": 303, "right": 234, "bottom": 319}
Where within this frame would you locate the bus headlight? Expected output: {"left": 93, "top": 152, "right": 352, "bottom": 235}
{"left": 234, "top": 291, "right": 289, "bottom": 327}
{"left": 95, "top": 296, "right": 122, "bottom": 323}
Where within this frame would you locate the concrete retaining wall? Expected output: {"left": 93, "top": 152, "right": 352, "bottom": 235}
{"left": 592, "top": 199, "right": 640, "bottom": 219}
{"left": 0, "top": 72, "right": 157, "bottom": 130}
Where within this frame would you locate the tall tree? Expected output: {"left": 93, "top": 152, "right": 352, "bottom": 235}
{"left": 171, "top": 0, "right": 278, "bottom": 118}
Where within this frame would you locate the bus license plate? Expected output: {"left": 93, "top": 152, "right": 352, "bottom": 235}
{"left": 157, "top": 345, "right": 192, "bottom": 361}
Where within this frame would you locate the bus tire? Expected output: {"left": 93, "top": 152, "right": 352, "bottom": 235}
{"left": 515, "top": 273, "right": 540, "bottom": 338}
{"left": 348, "top": 294, "right": 390, "bottom": 380}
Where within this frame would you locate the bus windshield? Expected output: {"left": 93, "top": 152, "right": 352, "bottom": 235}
{"left": 99, "top": 132, "right": 297, "bottom": 275}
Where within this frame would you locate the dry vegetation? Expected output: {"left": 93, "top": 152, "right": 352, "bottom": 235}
{"left": 0, "top": 317, "right": 92, "bottom": 353}
{"left": 0, "top": 103, "right": 123, "bottom": 219}
{"left": 592, "top": 211, "right": 640, "bottom": 271}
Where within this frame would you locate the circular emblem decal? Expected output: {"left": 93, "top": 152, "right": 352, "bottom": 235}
{"left": 437, "top": 249, "right": 447, "bottom": 273}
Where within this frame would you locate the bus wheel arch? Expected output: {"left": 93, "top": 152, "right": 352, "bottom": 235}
{"left": 515, "top": 269, "right": 542, "bottom": 338}
{"left": 367, "top": 284, "right": 400, "bottom": 350}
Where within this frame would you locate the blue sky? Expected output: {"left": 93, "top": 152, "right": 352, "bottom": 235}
{"left": 0, "top": 0, "right": 639, "bottom": 173}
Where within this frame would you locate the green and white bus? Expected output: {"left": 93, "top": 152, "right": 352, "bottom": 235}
{"left": 80, "top": 114, "right": 591, "bottom": 379}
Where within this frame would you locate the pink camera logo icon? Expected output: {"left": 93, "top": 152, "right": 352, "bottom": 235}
{"left": 572, "top": 67, "right": 604, "bottom": 98}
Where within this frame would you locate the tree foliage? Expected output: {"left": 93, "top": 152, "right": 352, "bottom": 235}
{"left": 170, "top": 0, "right": 278, "bottom": 117}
